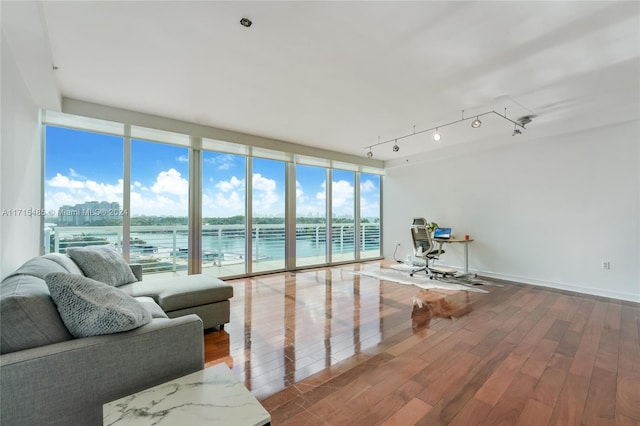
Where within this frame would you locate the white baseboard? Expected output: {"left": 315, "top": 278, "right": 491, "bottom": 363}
{"left": 438, "top": 265, "right": 639, "bottom": 303}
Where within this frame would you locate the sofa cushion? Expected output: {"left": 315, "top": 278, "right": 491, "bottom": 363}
{"left": 45, "top": 273, "right": 151, "bottom": 338}
{"left": 42, "top": 253, "right": 86, "bottom": 276}
{"left": 0, "top": 274, "right": 73, "bottom": 354}
{"left": 135, "top": 296, "right": 168, "bottom": 319}
{"left": 120, "top": 274, "right": 233, "bottom": 312}
{"left": 66, "top": 245, "right": 137, "bottom": 287}
{"left": 11, "top": 255, "right": 80, "bottom": 280}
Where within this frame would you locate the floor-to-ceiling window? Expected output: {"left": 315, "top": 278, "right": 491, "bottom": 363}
{"left": 295, "top": 164, "right": 327, "bottom": 267}
{"left": 202, "top": 151, "right": 247, "bottom": 277}
{"left": 130, "top": 140, "right": 189, "bottom": 275}
{"left": 43, "top": 112, "right": 383, "bottom": 278}
{"left": 251, "top": 157, "right": 286, "bottom": 274}
{"left": 44, "top": 126, "right": 124, "bottom": 255}
{"left": 359, "top": 173, "right": 381, "bottom": 259}
{"left": 331, "top": 169, "right": 356, "bottom": 262}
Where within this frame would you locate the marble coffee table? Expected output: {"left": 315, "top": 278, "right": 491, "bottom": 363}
{"left": 103, "top": 363, "right": 270, "bottom": 425}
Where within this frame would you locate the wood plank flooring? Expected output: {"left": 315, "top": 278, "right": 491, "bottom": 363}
{"left": 203, "top": 261, "right": 640, "bottom": 425}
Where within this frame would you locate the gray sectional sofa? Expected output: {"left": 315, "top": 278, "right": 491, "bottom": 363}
{"left": 0, "top": 251, "right": 234, "bottom": 425}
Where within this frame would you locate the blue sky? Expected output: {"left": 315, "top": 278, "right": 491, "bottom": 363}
{"left": 45, "top": 126, "right": 380, "bottom": 218}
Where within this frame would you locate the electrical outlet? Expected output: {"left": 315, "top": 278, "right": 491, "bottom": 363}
{"left": 602, "top": 261, "right": 611, "bottom": 270}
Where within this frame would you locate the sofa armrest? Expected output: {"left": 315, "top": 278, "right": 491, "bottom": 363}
{"left": 129, "top": 263, "right": 143, "bottom": 281}
{"left": 0, "top": 315, "right": 204, "bottom": 426}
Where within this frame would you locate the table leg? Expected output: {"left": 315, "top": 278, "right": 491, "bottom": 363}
{"left": 464, "top": 243, "right": 469, "bottom": 274}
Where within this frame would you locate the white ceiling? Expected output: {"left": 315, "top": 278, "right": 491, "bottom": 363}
{"left": 33, "top": 1, "right": 640, "bottom": 161}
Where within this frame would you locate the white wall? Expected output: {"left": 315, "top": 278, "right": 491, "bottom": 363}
{"left": 1, "top": 2, "right": 60, "bottom": 279}
{"left": 0, "top": 36, "right": 43, "bottom": 279}
{"left": 383, "top": 121, "right": 640, "bottom": 302}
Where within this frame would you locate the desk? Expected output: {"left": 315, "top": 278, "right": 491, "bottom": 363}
{"left": 434, "top": 238, "right": 474, "bottom": 278}
{"left": 103, "top": 363, "right": 270, "bottom": 425}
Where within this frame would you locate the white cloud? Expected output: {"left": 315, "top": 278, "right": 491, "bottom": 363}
{"left": 85, "top": 179, "right": 123, "bottom": 199}
{"left": 45, "top": 173, "right": 123, "bottom": 212}
{"left": 295, "top": 180, "right": 306, "bottom": 203}
{"left": 253, "top": 192, "right": 280, "bottom": 214}
{"left": 48, "top": 173, "right": 85, "bottom": 189}
{"left": 44, "top": 168, "right": 375, "bottom": 219}
{"left": 151, "top": 168, "right": 188, "bottom": 196}
{"left": 129, "top": 192, "right": 187, "bottom": 216}
{"left": 316, "top": 180, "right": 327, "bottom": 202}
{"left": 252, "top": 173, "right": 276, "bottom": 192}
{"left": 176, "top": 155, "right": 189, "bottom": 163}
{"left": 360, "top": 197, "right": 380, "bottom": 218}
{"left": 201, "top": 191, "right": 245, "bottom": 217}
{"left": 45, "top": 191, "right": 81, "bottom": 208}
{"left": 330, "top": 179, "right": 354, "bottom": 215}
{"left": 215, "top": 176, "right": 244, "bottom": 192}
{"left": 204, "top": 153, "right": 237, "bottom": 171}
{"left": 296, "top": 180, "right": 328, "bottom": 216}
{"left": 68, "top": 168, "right": 87, "bottom": 179}
{"left": 47, "top": 168, "right": 188, "bottom": 215}
{"left": 361, "top": 179, "right": 376, "bottom": 193}
{"left": 252, "top": 174, "right": 280, "bottom": 214}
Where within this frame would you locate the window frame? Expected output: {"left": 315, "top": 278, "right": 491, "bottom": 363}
{"left": 42, "top": 110, "right": 384, "bottom": 278}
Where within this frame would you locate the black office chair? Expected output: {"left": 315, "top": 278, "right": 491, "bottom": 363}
{"left": 409, "top": 217, "right": 454, "bottom": 278}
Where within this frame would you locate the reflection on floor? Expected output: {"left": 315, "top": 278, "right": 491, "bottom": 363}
{"left": 202, "top": 260, "right": 640, "bottom": 425}
{"left": 411, "top": 289, "right": 473, "bottom": 335}
{"left": 204, "top": 261, "right": 479, "bottom": 400}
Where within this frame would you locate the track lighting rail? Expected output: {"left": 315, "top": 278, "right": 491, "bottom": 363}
{"left": 365, "top": 109, "right": 529, "bottom": 157}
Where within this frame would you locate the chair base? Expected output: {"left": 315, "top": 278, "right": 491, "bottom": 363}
{"left": 410, "top": 265, "right": 458, "bottom": 279}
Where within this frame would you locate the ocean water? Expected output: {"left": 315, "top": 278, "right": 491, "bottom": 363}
{"left": 52, "top": 225, "right": 379, "bottom": 261}
{"left": 131, "top": 233, "right": 366, "bottom": 260}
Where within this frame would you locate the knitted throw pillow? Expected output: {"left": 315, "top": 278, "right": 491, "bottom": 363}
{"left": 66, "top": 245, "right": 137, "bottom": 287}
{"left": 45, "top": 272, "right": 151, "bottom": 338}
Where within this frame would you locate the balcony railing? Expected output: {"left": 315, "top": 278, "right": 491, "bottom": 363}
{"left": 45, "top": 223, "right": 381, "bottom": 276}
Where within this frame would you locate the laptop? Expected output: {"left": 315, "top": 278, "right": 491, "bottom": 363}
{"left": 433, "top": 227, "right": 452, "bottom": 240}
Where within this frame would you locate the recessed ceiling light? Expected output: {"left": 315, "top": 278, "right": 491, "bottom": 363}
{"left": 240, "top": 18, "right": 252, "bottom": 28}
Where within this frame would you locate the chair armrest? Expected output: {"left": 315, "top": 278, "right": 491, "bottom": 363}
{"left": 0, "top": 315, "right": 203, "bottom": 426}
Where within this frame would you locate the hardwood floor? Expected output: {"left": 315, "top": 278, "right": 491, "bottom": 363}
{"left": 203, "top": 261, "right": 640, "bottom": 425}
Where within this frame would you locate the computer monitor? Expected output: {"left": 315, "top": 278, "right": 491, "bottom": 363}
{"left": 433, "top": 227, "right": 451, "bottom": 239}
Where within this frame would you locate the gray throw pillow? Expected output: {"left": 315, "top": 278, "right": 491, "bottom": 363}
{"left": 45, "top": 272, "right": 151, "bottom": 338}
{"left": 66, "top": 245, "right": 137, "bottom": 287}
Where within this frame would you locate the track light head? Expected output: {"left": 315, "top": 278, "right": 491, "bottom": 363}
{"left": 393, "top": 143, "right": 400, "bottom": 152}
{"left": 366, "top": 149, "right": 373, "bottom": 158}
{"left": 512, "top": 128, "right": 522, "bottom": 136}
{"left": 471, "top": 117, "right": 482, "bottom": 128}
{"left": 517, "top": 115, "right": 534, "bottom": 127}
{"left": 433, "top": 129, "right": 441, "bottom": 142}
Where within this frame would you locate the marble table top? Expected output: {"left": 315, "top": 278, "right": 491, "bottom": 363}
{"left": 103, "top": 363, "right": 270, "bottom": 425}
